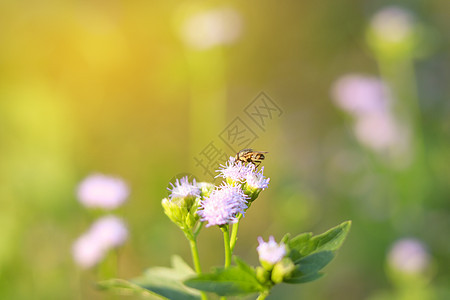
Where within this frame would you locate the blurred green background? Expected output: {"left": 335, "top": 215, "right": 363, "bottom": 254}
{"left": 0, "top": 0, "right": 449, "bottom": 299}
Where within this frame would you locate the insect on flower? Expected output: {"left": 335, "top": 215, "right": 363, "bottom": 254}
{"left": 235, "top": 148, "right": 268, "bottom": 168}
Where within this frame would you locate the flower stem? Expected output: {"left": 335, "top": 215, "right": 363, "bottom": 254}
{"left": 256, "top": 291, "right": 270, "bottom": 300}
{"left": 188, "top": 238, "right": 202, "bottom": 274}
{"left": 219, "top": 225, "right": 232, "bottom": 300}
{"left": 221, "top": 225, "right": 231, "bottom": 268}
{"left": 98, "top": 249, "right": 118, "bottom": 280}
{"left": 194, "top": 221, "right": 204, "bottom": 238}
{"left": 187, "top": 233, "right": 208, "bottom": 300}
{"left": 230, "top": 214, "right": 242, "bottom": 252}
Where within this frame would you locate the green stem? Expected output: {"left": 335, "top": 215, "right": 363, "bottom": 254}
{"left": 219, "top": 225, "right": 232, "bottom": 300}
{"left": 256, "top": 291, "right": 270, "bottom": 300}
{"left": 194, "top": 221, "right": 204, "bottom": 238}
{"left": 230, "top": 214, "right": 242, "bottom": 252}
{"left": 375, "top": 52, "right": 430, "bottom": 227}
{"left": 188, "top": 238, "right": 202, "bottom": 274}
{"left": 221, "top": 225, "right": 231, "bottom": 268}
{"left": 98, "top": 249, "right": 118, "bottom": 280}
{"left": 187, "top": 233, "right": 208, "bottom": 300}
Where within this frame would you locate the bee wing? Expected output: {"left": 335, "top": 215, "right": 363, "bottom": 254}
{"left": 253, "top": 151, "right": 268, "bottom": 154}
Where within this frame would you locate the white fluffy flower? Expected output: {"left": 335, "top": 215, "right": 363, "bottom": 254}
{"left": 168, "top": 176, "right": 201, "bottom": 199}
{"left": 257, "top": 236, "right": 287, "bottom": 265}
{"left": 216, "top": 156, "right": 255, "bottom": 182}
{"left": 245, "top": 167, "right": 270, "bottom": 190}
{"left": 198, "top": 183, "right": 249, "bottom": 227}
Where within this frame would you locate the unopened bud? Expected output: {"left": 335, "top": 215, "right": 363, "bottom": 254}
{"left": 271, "top": 258, "right": 295, "bottom": 284}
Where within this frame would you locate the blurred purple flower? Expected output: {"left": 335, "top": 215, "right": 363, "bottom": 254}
{"left": 168, "top": 176, "right": 201, "bottom": 199}
{"left": 180, "top": 7, "right": 243, "bottom": 50}
{"left": 354, "top": 112, "right": 404, "bottom": 152}
{"left": 370, "top": 6, "right": 415, "bottom": 43}
{"left": 198, "top": 183, "right": 249, "bottom": 227}
{"left": 77, "top": 174, "right": 129, "bottom": 210}
{"left": 89, "top": 215, "right": 128, "bottom": 249}
{"left": 388, "top": 238, "right": 430, "bottom": 274}
{"left": 257, "top": 236, "right": 286, "bottom": 265}
{"left": 72, "top": 216, "right": 128, "bottom": 269}
{"left": 331, "top": 74, "right": 411, "bottom": 154}
{"left": 72, "top": 232, "right": 105, "bottom": 269}
{"left": 331, "top": 75, "right": 390, "bottom": 116}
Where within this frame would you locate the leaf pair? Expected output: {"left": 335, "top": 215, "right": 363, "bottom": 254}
{"left": 285, "top": 220, "right": 352, "bottom": 283}
{"left": 98, "top": 221, "right": 351, "bottom": 299}
{"left": 185, "top": 221, "right": 352, "bottom": 297}
{"left": 98, "top": 256, "right": 202, "bottom": 300}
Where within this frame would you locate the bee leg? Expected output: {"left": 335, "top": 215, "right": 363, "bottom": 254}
{"left": 254, "top": 161, "right": 261, "bottom": 168}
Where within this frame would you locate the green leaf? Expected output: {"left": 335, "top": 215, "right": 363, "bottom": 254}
{"left": 234, "top": 256, "right": 257, "bottom": 277}
{"left": 170, "top": 255, "right": 197, "bottom": 277}
{"left": 284, "top": 251, "right": 333, "bottom": 285}
{"left": 293, "top": 251, "right": 334, "bottom": 276}
{"left": 288, "top": 220, "right": 351, "bottom": 261}
{"left": 100, "top": 255, "right": 201, "bottom": 300}
{"left": 281, "top": 233, "right": 291, "bottom": 244}
{"left": 184, "top": 262, "right": 265, "bottom": 296}
{"left": 309, "top": 220, "right": 351, "bottom": 253}
{"left": 288, "top": 232, "right": 313, "bottom": 261}
{"left": 134, "top": 256, "right": 201, "bottom": 300}
{"left": 284, "top": 272, "right": 324, "bottom": 284}
{"left": 98, "top": 278, "right": 156, "bottom": 298}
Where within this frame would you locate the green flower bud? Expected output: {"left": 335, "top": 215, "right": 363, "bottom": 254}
{"left": 185, "top": 209, "right": 199, "bottom": 229}
{"left": 366, "top": 7, "right": 424, "bottom": 60}
{"left": 256, "top": 266, "right": 271, "bottom": 284}
{"left": 243, "top": 185, "right": 262, "bottom": 202}
{"left": 197, "top": 182, "right": 215, "bottom": 198}
{"left": 271, "top": 258, "right": 295, "bottom": 284}
{"left": 260, "top": 259, "right": 275, "bottom": 271}
{"left": 162, "top": 197, "right": 199, "bottom": 230}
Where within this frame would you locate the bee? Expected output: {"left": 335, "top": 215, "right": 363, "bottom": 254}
{"left": 235, "top": 148, "right": 268, "bottom": 167}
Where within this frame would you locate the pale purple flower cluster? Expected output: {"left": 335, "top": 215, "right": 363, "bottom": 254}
{"left": 257, "top": 236, "right": 287, "bottom": 265}
{"left": 246, "top": 167, "right": 270, "bottom": 190}
{"left": 331, "top": 74, "right": 408, "bottom": 153}
{"left": 216, "top": 156, "right": 255, "bottom": 182}
{"left": 72, "top": 216, "right": 128, "bottom": 269}
{"left": 388, "top": 238, "right": 430, "bottom": 274}
{"left": 332, "top": 75, "right": 390, "bottom": 116}
{"left": 197, "top": 183, "right": 249, "bottom": 227}
{"left": 168, "top": 176, "right": 201, "bottom": 199}
{"left": 370, "top": 6, "right": 414, "bottom": 43}
{"left": 77, "top": 174, "right": 129, "bottom": 210}
{"left": 180, "top": 7, "right": 243, "bottom": 50}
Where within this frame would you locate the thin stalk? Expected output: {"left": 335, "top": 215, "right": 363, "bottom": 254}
{"left": 221, "top": 225, "right": 231, "bottom": 268}
{"left": 187, "top": 232, "right": 208, "bottom": 300}
{"left": 230, "top": 214, "right": 242, "bottom": 252}
{"left": 375, "top": 52, "right": 430, "bottom": 228}
{"left": 194, "top": 221, "right": 205, "bottom": 238}
{"left": 97, "top": 250, "right": 119, "bottom": 300}
{"left": 256, "top": 291, "right": 270, "bottom": 300}
{"left": 188, "top": 239, "right": 202, "bottom": 274}
{"left": 98, "top": 249, "right": 117, "bottom": 280}
{"left": 219, "top": 225, "right": 232, "bottom": 300}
